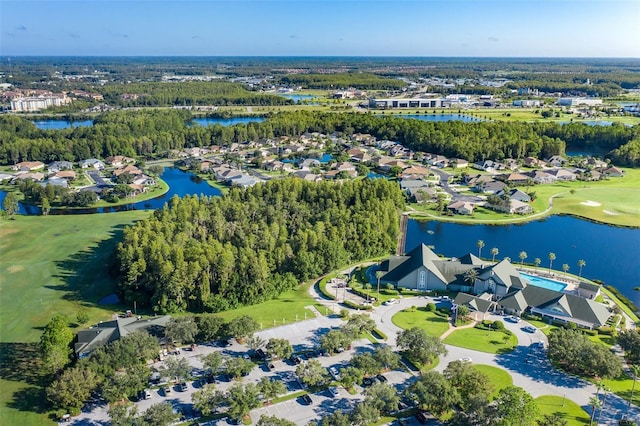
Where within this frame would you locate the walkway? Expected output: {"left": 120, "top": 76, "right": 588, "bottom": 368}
{"left": 306, "top": 282, "right": 640, "bottom": 424}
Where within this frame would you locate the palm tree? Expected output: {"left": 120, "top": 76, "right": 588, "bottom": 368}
{"left": 578, "top": 259, "right": 586, "bottom": 277}
{"left": 562, "top": 264, "right": 570, "bottom": 276}
{"left": 477, "top": 240, "right": 485, "bottom": 258}
{"left": 376, "top": 269, "right": 385, "bottom": 301}
{"left": 464, "top": 268, "right": 478, "bottom": 289}
{"left": 627, "top": 365, "right": 640, "bottom": 419}
{"left": 589, "top": 395, "right": 602, "bottom": 426}
{"left": 534, "top": 258, "right": 541, "bottom": 272}
{"left": 548, "top": 252, "right": 556, "bottom": 273}
{"left": 519, "top": 251, "right": 528, "bottom": 267}
{"left": 491, "top": 247, "right": 499, "bottom": 262}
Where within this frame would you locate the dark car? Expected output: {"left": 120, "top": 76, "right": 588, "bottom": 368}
{"left": 179, "top": 382, "right": 188, "bottom": 392}
{"left": 362, "top": 377, "right": 373, "bottom": 387}
{"left": 291, "top": 355, "right": 303, "bottom": 365}
{"left": 376, "top": 374, "right": 388, "bottom": 383}
{"left": 256, "top": 348, "right": 266, "bottom": 359}
{"left": 299, "top": 394, "right": 312, "bottom": 405}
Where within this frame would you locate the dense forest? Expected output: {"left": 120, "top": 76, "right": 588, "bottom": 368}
{"left": 277, "top": 73, "right": 407, "bottom": 90}
{"left": 115, "top": 178, "right": 404, "bottom": 313}
{"left": 1, "top": 111, "right": 639, "bottom": 165}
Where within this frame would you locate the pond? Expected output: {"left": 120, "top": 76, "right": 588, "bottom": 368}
{"left": 190, "top": 117, "right": 265, "bottom": 126}
{"left": 32, "top": 120, "right": 94, "bottom": 130}
{"left": 0, "top": 167, "right": 221, "bottom": 215}
{"left": 405, "top": 216, "right": 640, "bottom": 306}
{"left": 278, "top": 93, "right": 319, "bottom": 104}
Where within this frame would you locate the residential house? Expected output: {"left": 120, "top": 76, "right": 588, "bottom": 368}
{"left": 264, "top": 160, "right": 285, "bottom": 172}
{"left": 11, "top": 161, "right": 45, "bottom": 172}
{"left": 473, "top": 160, "right": 503, "bottom": 173}
{"left": 52, "top": 170, "right": 76, "bottom": 180}
{"left": 547, "top": 168, "right": 577, "bottom": 181}
{"left": 499, "top": 172, "right": 530, "bottom": 186}
{"left": 496, "top": 188, "right": 531, "bottom": 203}
{"left": 12, "top": 172, "right": 45, "bottom": 182}
{"left": 113, "top": 165, "right": 143, "bottom": 178}
{"left": 600, "top": 166, "right": 624, "bottom": 177}
{"left": 230, "top": 175, "right": 260, "bottom": 188}
{"left": 401, "top": 165, "right": 431, "bottom": 178}
{"left": 105, "top": 155, "right": 135, "bottom": 167}
{"left": 487, "top": 199, "right": 533, "bottom": 215}
{"left": 79, "top": 159, "right": 105, "bottom": 170}
{"left": 335, "top": 162, "right": 356, "bottom": 172}
{"left": 447, "top": 200, "right": 475, "bottom": 215}
{"left": 380, "top": 159, "right": 407, "bottom": 171}
{"left": 43, "top": 177, "right": 68, "bottom": 188}
{"left": 526, "top": 170, "right": 556, "bottom": 184}
{"left": 299, "top": 158, "right": 321, "bottom": 170}
{"left": 132, "top": 175, "right": 155, "bottom": 186}
{"left": 451, "top": 159, "right": 469, "bottom": 169}
{"left": 426, "top": 155, "right": 448, "bottom": 168}
{"left": 546, "top": 155, "right": 568, "bottom": 167}
{"left": 476, "top": 180, "right": 506, "bottom": 194}
{"left": 524, "top": 157, "right": 546, "bottom": 168}
{"left": 293, "top": 170, "right": 321, "bottom": 182}
{"left": 47, "top": 161, "right": 74, "bottom": 173}
{"left": 407, "top": 187, "right": 437, "bottom": 203}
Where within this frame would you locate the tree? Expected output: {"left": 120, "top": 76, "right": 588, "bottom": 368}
{"left": 227, "top": 315, "right": 259, "bottom": 341}
{"left": 491, "top": 247, "right": 499, "bottom": 262}
{"left": 534, "top": 257, "right": 542, "bottom": 271}
{"left": 165, "top": 317, "right": 198, "bottom": 345}
{"left": 40, "top": 314, "right": 73, "bottom": 375}
{"left": 46, "top": 366, "right": 98, "bottom": 411}
{"left": 340, "top": 366, "right": 364, "bottom": 389}
{"left": 351, "top": 400, "right": 381, "bottom": 426}
{"left": 141, "top": 402, "right": 179, "bottom": 426}
{"left": 344, "top": 314, "right": 376, "bottom": 338}
{"left": 519, "top": 251, "right": 528, "bottom": 267}
{"left": 364, "top": 383, "right": 400, "bottom": 414}
{"left": 397, "top": 327, "right": 447, "bottom": 365}
{"left": 618, "top": 330, "right": 640, "bottom": 364}
{"left": 200, "top": 352, "right": 223, "bottom": 374}
{"left": 626, "top": 365, "right": 640, "bottom": 419}
{"left": 494, "top": 386, "right": 538, "bottom": 426}
{"left": 296, "top": 359, "right": 329, "bottom": 387}
{"left": 164, "top": 356, "right": 191, "bottom": 380}
{"left": 192, "top": 385, "right": 225, "bottom": 416}
{"left": 2, "top": 192, "right": 19, "bottom": 219}
{"left": 477, "top": 240, "right": 485, "bottom": 258}
{"left": 246, "top": 335, "right": 266, "bottom": 351}
{"left": 350, "top": 352, "right": 381, "bottom": 377}
{"left": 388, "top": 165, "right": 403, "bottom": 178}
{"left": 373, "top": 345, "right": 400, "bottom": 371}
{"left": 578, "top": 259, "right": 586, "bottom": 277}
{"left": 225, "top": 356, "right": 255, "bottom": 379}
{"left": 320, "top": 330, "right": 351, "bottom": 354}
{"left": 257, "top": 377, "right": 286, "bottom": 402}
{"left": 76, "top": 308, "right": 90, "bottom": 325}
{"left": 548, "top": 252, "right": 556, "bottom": 273}
{"left": 537, "top": 413, "right": 568, "bottom": 426}
{"left": 266, "top": 338, "right": 293, "bottom": 360}
{"left": 562, "top": 263, "right": 570, "bottom": 275}
{"left": 405, "top": 371, "right": 460, "bottom": 415}
{"left": 316, "top": 410, "right": 352, "bottom": 426}
{"left": 464, "top": 268, "right": 478, "bottom": 289}
{"left": 41, "top": 197, "right": 50, "bottom": 216}
{"left": 257, "top": 415, "right": 297, "bottom": 426}
{"left": 456, "top": 304, "right": 470, "bottom": 321}
{"left": 108, "top": 402, "right": 138, "bottom": 426}
{"left": 226, "top": 383, "right": 260, "bottom": 421}
{"left": 197, "top": 315, "right": 226, "bottom": 341}
{"left": 444, "top": 360, "right": 494, "bottom": 410}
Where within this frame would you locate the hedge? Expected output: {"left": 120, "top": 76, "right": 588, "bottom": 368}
{"left": 372, "top": 328, "right": 388, "bottom": 340}
{"left": 342, "top": 300, "right": 373, "bottom": 310}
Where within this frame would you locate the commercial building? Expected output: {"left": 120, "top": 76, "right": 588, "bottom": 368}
{"left": 557, "top": 97, "right": 603, "bottom": 107}
{"left": 368, "top": 98, "right": 447, "bottom": 109}
{"left": 10, "top": 94, "right": 71, "bottom": 112}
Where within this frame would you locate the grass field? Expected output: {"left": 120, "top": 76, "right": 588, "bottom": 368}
{"left": 409, "top": 168, "right": 640, "bottom": 228}
{"left": 600, "top": 375, "right": 640, "bottom": 409}
{"left": 535, "top": 395, "right": 591, "bottom": 425}
{"left": 0, "top": 212, "right": 151, "bottom": 425}
{"left": 472, "top": 364, "right": 513, "bottom": 399}
{"left": 443, "top": 327, "right": 518, "bottom": 354}
{"left": 391, "top": 307, "right": 451, "bottom": 337}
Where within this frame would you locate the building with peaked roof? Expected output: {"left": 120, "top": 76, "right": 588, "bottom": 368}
{"left": 75, "top": 315, "right": 171, "bottom": 359}
{"left": 498, "top": 285, "right": 610, "bottom": 329}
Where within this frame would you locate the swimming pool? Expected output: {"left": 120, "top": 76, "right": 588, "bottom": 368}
{"left": 520, "top": 273, "right": 567, "bottom": 292}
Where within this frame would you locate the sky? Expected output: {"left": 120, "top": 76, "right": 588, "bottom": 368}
{"left": 1, "top": 0, "right": 639, "bottom": 57}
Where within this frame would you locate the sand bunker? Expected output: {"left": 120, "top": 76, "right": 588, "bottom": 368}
{"left": 603, "top": 210, "right": 619, "bottom": 215}
{"left": 581, "top": 200, "right": 601, "bottom": 207}
{"left": 6, "top": 265, "right": 24, "bottom": 273}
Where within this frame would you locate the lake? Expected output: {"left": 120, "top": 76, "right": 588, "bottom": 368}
{"left": 278, "top": 93, "right": 319, "bottom": 104}
{"left": 0, "top": 167, "right": 221, "bottom": 215}
{"left": 32, "top": 120, "right": 94, "bottom": 130}
{"left": 380, "top": 114, "right": 481, "bottom": 123}
{"left": 405, "top": 217, "right": 640, "bottom": 306}
{"left": 191, "top": 117, "right": 265, "bottom": 126}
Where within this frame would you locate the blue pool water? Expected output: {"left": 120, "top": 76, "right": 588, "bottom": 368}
{"left": 520, "top": 273, "right": 567, "bottom": 292}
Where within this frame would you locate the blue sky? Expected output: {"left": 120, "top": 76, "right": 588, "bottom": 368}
{"left": 1, "top": 0, "right": 639, "bottom": 57}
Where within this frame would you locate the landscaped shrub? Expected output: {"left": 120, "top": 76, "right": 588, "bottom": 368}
{"left": 583, "top": 329, "right": 598, "bottom": 336}
{"left": 492, "top": 320, "right": 505, "bottom": 330}
{"left": 482, "top": 320, "right": 494, "bottom": 328}
{"left": 598, "top": 326, "right": 616, "bottom": 336}
{"left": 426, "top": 303, "right": 436, "bottom": 312}
{"left": 339, "top": 309, "right": 350, "bottom": 319}
{"left": 342, "top": 300, "right": 373, "bottom": 311}
{"left": 372, "top": 328, "right": 388, "bottom": 340}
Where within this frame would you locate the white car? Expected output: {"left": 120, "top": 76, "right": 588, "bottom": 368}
{"left": 459, "top": 357, "right": 472, "bottom": 363}
{"left": 383, "top": 298, "right": 398, "bottom": 306}
{"left": 508, "top": 315, "right": 521, "bottom": 323}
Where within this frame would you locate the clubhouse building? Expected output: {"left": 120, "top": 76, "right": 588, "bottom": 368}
{"left": 379, "top": 244, "right": 611, "bottom": 329}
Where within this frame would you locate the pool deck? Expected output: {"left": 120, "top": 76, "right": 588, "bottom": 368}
{"left": 517, "top": 267, "right": 580, "bottom": 293}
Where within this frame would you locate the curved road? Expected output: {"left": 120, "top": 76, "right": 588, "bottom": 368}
{"left": 308, "top": 282, "right": 640, "bottom": 424}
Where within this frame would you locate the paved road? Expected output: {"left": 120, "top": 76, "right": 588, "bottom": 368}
{"left": 429, "top": 167, "right": 482, "bottom": 203}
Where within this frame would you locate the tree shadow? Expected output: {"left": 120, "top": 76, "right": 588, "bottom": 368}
{"left": 0, "top": 342, "right": 43, "bottom": 385}
{"left": 50, "top": 224, "right": 130, "bottom": 307}
{"left": 6, "top": 384, "right": 49, "bottom": 415}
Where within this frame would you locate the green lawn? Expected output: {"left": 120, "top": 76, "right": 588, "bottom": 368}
{"left": 0, "top": 212, "right": 151, "bottom": 425}
{"left": 391, "top": 307, "right": 451, "bottom": 338}
{"left": 212, "top": 282, "right": 325, "bottom": 328}
{"left": 443, "top": 327, "right": 517, "bottom": 354}
{"left": 535, "top": 395, "right": 591, "bottom": 425}
{"left": 600, "top": 375, "right": 640, "bottom": 409}
{"left": 472, "top": 364, "right": 513, "bottom": 399}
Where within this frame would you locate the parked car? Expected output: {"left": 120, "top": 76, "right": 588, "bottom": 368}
{"left": 329, "top": 366, "right": 341, "bottom": 380}
{"left": 522, "top": 325, "right": 537, "bottom": 333}
{"left": 144, "top": 389, "right": 152, "bottom": 399}
{"left": 383, "top": 298, "right": 398, "bottom": 306}
{"left": 162, "top": 386, "right": 172, "bottom": 397}
{"left": 179, "top": 382, "right": 188, "bottom": 392}
{"left": 329, "top": 386, "right": 339, "bottom": 397}
{"left": 376, "top": 374, "right": 388, "bottom": 383}
{"left": 507, "top": 315, "right": 521, "bottom": 323}
{"left": 459, "top": 357, "right": 472, "bottom": 363}
{"left": 299, "top": 394, "right": 312, "bottom": 405}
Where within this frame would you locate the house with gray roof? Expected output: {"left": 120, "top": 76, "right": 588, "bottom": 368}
{"left": 75, "top": 315, "right": 171, "bottom": 359}
{"left": 499, "top": 285, "right": 610, "bottom": 329}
